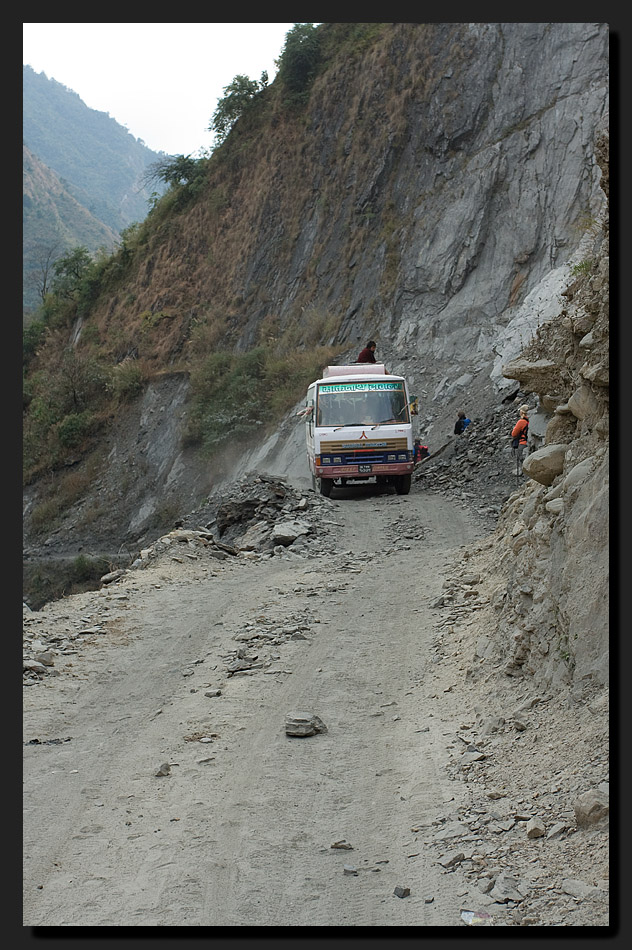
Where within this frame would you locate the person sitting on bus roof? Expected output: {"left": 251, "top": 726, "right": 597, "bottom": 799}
{"left": 357, "top": 340, "right": 377, "bottom": 363}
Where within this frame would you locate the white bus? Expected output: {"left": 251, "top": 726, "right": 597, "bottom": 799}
{"left": 300, "top": 364, "right": 417, "bottom": 497}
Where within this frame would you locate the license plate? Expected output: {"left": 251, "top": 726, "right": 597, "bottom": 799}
{"left": 358, "top": 464, "right": 372, "bottom": 473}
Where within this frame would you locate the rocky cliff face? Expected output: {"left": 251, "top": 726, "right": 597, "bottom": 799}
{"left": 487, "top": 130, "right": 609, "bottom": 689}
{"left": 70, "top": 25, "right": 607, "bottom": 382}
{"left": 24, "top": 23, "right": 609, "bottom": 686}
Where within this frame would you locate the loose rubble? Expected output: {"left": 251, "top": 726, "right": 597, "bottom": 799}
{"left": 418, "top": 557, "right": 609, "bottom": 927}
{"left": 23, "top": 470, "right": 609, "bottom": 928}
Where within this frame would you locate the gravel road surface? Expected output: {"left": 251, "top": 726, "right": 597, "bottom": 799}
{"left": 24, "top": 486, "right": 486, "bottom": 927}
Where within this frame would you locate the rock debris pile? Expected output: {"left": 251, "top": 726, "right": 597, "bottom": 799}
{"left": 22, "top": 468, "right": 610, "bottom": 927}
{"left": 413, "top": 399, "right": 528, "bottom": 522}
{"left": 22, "top": 473, "right": 338, "bottom": 685}
{"left": 420, "top": 565, "right": 609, "bottom": 927}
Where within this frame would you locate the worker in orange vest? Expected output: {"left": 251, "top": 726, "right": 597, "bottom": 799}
{"left": 511, "top": 404, "right": 530, "bottom": 473}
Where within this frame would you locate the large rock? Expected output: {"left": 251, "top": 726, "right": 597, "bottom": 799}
{"left": 235, "top": 521, "right": 273, "bottom": 552}
{"left": 522, "top": 444, "right": 568, "bottom": 486}
{"left": 562, "top": 457, "right": 595, "bottom": 493}
{"left": 272, "top": 520, "right": 310, "bottom": 546}
{"left": 501, "top": 358, "right": 561, "bottom": 394}
{"left": 580, "top": 361, "right": 609, "bottom": 387}
{"left": 574, "top": 788, "right": 609, "bottom": 827}
{"left": 567, "top": 384, "right": 600, "bottom": 420}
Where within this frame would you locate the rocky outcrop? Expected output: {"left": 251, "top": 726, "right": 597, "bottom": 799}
{"left": 480, "top": 130, "right": 609, "bottom": 689}
{"left": 413, "top": 125, "right": 609, "bottom": 692}
{"left": 521, "top": 444, "right": 568, "bottom": 486}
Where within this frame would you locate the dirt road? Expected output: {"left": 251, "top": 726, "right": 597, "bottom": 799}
{"left": 20, "top": 486, "right": 543, "bottom": 926}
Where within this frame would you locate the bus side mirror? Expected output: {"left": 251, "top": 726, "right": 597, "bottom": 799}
{"left": 410, "top": 397, "right": 419, "bottom": 415}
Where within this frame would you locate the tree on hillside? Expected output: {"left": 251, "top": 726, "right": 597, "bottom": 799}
{"left": 209, "top": 72, "right": 268, "bottom": 145}
{"left": 51, "top": 246, "right": 93, "bottom": 301}
{"left": 26, "top": 241, "right": 63, "bottom": 304}
{"left": 276, "top": 23, "right": 321, "bottom": 104}
{"left": 142, "top": 154, "right": 201, "bottom": 189}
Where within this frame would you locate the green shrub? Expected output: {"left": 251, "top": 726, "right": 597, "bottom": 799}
{"left": 107, "top": 360, "right": 146, "bottom": 401}
{"left": 571, "top": 258, "right": 594, "bottom": 277}
{"left": 57, "top": 410, "right": 94, "bottom": 448}
{"left": 23, "top": 319, "right": 47, "bottom": 366}
{"left": 186, "top": 341, "right": 341, "bottom": 456}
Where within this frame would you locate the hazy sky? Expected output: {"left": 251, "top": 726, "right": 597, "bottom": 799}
{"left": 23, "top": 22, "right": 297, "bottom": 156}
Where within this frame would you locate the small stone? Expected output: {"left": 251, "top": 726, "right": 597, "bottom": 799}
{"left": 489, "top": 872, "right": 525, "bottom": 903}
{"left": 343, "top": 865, "right": 358, "bottom": 876}
{"left": 562, "top": 879, "right": 600, "bottom": 899}
{"left": 285, "top": 713, "right": 328, "bottom": 737}
{"left": 439, "top": 850, "right": 465, "bottom": 868}
{"left": 23, "top": 660, "right": 48, "bottom": 674}
{"left": 547, "top": 821, "right": 568, "bottom": 839}
{"left": 155, "top": 762, "right": 171, "bottom": 777}
{"left": 394, "top": 886, "right": 411, "bottom": 898}
{"left": 526, "top": 817, "right": 546, "bottom": 838}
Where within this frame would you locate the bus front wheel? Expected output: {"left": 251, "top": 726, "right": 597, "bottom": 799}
{"left": 319, "top": 477, "right": 333, "bottom": 497}
{"left": 395, "top": 474, "right": 411, "bottom": 495}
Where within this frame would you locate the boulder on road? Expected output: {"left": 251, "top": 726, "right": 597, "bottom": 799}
{"left": 285, "top": 713, "right": 328, "bottom": 737}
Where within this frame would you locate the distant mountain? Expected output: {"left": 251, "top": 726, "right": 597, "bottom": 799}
{"left": 23, "top": 144, "right": 120, "bottom": 311}
{"left": 23, "top": 64, "right": 170, "bottom": 312}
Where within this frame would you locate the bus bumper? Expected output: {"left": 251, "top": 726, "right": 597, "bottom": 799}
{"left": 314, "top": 462, "right": 413, "bottom": 477}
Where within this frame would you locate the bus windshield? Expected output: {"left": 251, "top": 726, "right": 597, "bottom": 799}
{"left": 316, "top": 380, "right": 410, "bottom": 427}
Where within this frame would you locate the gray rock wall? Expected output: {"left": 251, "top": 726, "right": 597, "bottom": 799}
{"left": 284, "top": 24, "right": 608, "bottom": 366}
{"left": 488, "top": 125, "right": 609, "bottom": 689}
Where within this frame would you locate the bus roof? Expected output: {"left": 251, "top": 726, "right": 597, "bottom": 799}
{"left": 318, "top": 364, "right": 404, "bottom": 383}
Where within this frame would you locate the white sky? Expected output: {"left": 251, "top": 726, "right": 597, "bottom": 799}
{"left": 23, "top": 22, "right": 297, "bottom": 156}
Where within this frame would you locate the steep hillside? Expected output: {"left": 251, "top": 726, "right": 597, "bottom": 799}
{"left": 61, "top": 24, "right": 604, "bottom": 351}
{"left": 23, "top": 23, "right": 609, "bottom": 636}
{"left": 488, "top": 129, "right": 609, "bottom": 689}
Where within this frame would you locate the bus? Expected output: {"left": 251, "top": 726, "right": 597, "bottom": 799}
{"left": 300, "top": 364, "right": 417, "bottom": 497}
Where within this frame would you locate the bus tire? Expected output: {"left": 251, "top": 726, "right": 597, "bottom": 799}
{"left": 320, "top": 478, "right": 333, "bottom": 497}
{"left": 395, "top": 474, "right": 411, "bottom": 495}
